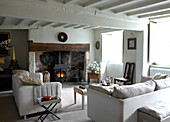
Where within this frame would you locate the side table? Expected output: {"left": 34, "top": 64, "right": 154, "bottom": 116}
{"left": 88, "top": 72, "right": 100, "bottom": 84}
{"left": 37, "top": 97, "right": 61, "bottom": 122}
{"left": 74, "top": 86, "right": 87, "bottom": 109}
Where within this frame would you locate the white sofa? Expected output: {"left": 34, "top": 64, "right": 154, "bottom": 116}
{"left": 87, "top": 78, "right": 170, "bottom": 122}
{"left": 12, "top": 71, "right": 62, "bottom": 118}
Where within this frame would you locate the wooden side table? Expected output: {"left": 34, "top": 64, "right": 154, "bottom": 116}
{"left": 74, "top": 87, "right": 87, "bottom": 109}
{"left": 88, "top": 72, "right": 100, "bottom": 84}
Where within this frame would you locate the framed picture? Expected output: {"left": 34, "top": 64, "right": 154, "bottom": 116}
{"left": 128, "top": 38, "right": 136, "bottom": 50}
{"left": 95, "top": 41, "right": 100, "bottom": 50}
{"left": 0, "top": 32, "right": 10, "bottom": 56}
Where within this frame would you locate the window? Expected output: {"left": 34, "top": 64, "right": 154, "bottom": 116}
{"left": 102, "top": 30, "right": 123, "bottom": 63}
{"left": 150, "top": 21, "right": 170, "bottom": 66}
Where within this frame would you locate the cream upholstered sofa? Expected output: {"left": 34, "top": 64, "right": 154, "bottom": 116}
{"left": 87, "top": 77, "right": 170, "bottom": 122}
{"left": 12, "top": 70, "right": 62, "bottom": 119}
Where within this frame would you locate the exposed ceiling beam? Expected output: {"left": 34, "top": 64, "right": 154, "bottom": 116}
{"left": 64, "top": 24, "right": 79, "bottom": 28}
{"left": 64, "top": 0, "right": 76, "bottom": 4}
{"left": 41, "top": 0, "right": 47, "bottom": 2}
{"left": 83, "top": 26, "right": 100, "bottom": 29}
{"left": 139, "top": 10, "right": 170, "bottom": 18}
{"left": 0, "top": 1, "right": 144, "bottom": 30}
{"left": 149, "top": 15, "right": 170, "bottom": 21}
{"left": 74, "top": 25, "right": 88, "bottom": 29}
{"left": 29, "top": 20, "right": 40, "bottom": 26}
{"left": 16, "top": 19, "right": 25, "bottom": 25}
{"left": 83, "top": 0, "right": 105, "bottom": 8}
{"left": 62, "top": 23, "right": 73, "bottom": 27}
{"left": 42, "top": 22, "right": 55, "bottom": 27}
{"left": 115, "top": 0, "right": 167, "bottom": 14}
{"left": 100, "top": 0, "right": 134, "bottom": 11}
{"left": 53, "top": 23, "right": 70, "bottom": 28}
{"left": 127, "top": 3, "right": 170, "bottom": 16}
{"left": 0, "top": 17, "right": 6, "bottom": 25}
{"left": 0, "top": 25, "right": 32, "bottom": 29}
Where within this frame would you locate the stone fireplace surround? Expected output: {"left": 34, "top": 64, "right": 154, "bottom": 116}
{"left": 28, "top": 41, "right": 90, "bottom": 82}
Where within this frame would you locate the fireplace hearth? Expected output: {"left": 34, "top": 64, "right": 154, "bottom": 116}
{"left": 34, "top": 51, "right": 86, "bottom": 82}
{"left": 28, "top": 41, "right": 90, "bottom": 82}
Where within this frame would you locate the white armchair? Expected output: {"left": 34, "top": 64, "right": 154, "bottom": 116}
{"left": 12, "top": 70, "right": 62, "bottom": 119}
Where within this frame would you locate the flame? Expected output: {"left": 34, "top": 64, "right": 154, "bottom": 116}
{"left": 56, "top": 71, "right": 66, "bottom": 78}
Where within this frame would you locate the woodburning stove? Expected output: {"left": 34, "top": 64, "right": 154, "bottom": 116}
{"left": 53, "top": 64, "right": 68, "bottom": 82}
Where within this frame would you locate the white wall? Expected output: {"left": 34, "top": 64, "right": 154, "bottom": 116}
{"left": 94, "top": 29, "right": 145, "bottom": 83}
{"left": 94, "top": 29, "right": 120, "bottom": 63}
{"left": 29, "top": 26, "right": 95, "bottom": 62}
{"left": 0, "top": 30, "right": 28, "bottom": 69}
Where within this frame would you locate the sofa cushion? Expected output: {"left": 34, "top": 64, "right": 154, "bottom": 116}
{"left": 152, "top": 73, "right": 162, "bottom": 80}
{"left": 89, "top": 83, "right": 118, "bottom": 95}
{"left": 112, "top": 80, "right": 155, "bottom": 99}
{"left": 139, "top": 101, "right": 170, "bottom": 120}
{"left": 153, "top": 78, "right": 170, "bottom": 90}
{"left": 20, "top": 77, "right": 43, "bottom": 86}
{"left": 159, "top": 74, "right": 168, "bottom": 79}
{"left": 153, "top": 73, "right": 168, "bottom": 80}
{"left": 140, "top": 75, "right": 152, "bottom": 82}
{"left": 13, "top": 70, "right": 29, "bottom": 78}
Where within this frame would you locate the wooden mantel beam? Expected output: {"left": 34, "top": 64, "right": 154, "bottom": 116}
{"left": 28, "top": 41, "right": 90, "bottom": 52}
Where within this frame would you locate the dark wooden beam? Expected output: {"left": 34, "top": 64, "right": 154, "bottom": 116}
{"left": 28, "top": 41, "right": 90, "bottom": 52}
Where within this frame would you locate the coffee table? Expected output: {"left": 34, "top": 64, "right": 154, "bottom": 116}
{"left": 37, "top": 97, "right": 61, "bottom": 122}
{"left": 74, "top": 86, "right": 87, "bottom": 109}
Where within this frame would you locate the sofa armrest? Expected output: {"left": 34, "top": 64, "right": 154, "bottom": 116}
{"left": 29, "top": 72, "right": 43, "bottom": 81}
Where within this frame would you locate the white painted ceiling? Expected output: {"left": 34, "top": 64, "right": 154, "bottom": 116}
{"left": 1, "top": 0, "right": 170, "bottom": 30}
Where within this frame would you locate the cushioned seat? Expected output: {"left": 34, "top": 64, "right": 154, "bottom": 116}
{"left": 89, "top": 83, "right": 118, "bottom": 95}
{"left": 114, "top": 62, "right": 135, "bottom": 85}
{"left": 138, "top": 101, "right": 170, "bottom": 122}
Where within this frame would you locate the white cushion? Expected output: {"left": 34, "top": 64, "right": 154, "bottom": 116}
{"left": 140, "top": 75, "right": 152, "bottom": 82}
{"left": 152, "top": 73, "right": 162, "bottom": 80}
{"left": 112, "top": 80, "right": 155, "bottom": 99}
{"left": 159, "top": 74, "right": 168, "bottom": 79}
{"left": 13, "top": 70, "right": 29, "bottom": 78}
{"left": 20, "top": 77, "right": 43, "bottom": 85}
{"left": 139, "top": 101, "right": 170, "bottom": 120}
{"left": 153, "top": 78, "right": 170, "bottom": 90}
{"left": 89, "top": 83, "right": 118, "bottom": 95}
{"left": 152, "top": 73, "right": 168, "bottom": 80}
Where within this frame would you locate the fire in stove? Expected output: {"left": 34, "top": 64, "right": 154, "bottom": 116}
{"left": 53, "top": 64, "right": 68, "bottom": 82}
{"left": 56, "top": 71, "right": 66, "bottom": 78}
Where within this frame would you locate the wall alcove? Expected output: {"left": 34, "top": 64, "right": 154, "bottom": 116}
{"left": 28, "top": 41, "right": 90, "bottom": 82}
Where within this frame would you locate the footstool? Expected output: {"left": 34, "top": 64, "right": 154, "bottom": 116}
{"left": 74, "top": 86, "right": 87, "bottom": 109}
{"left": 138, "top": 101, "right": 170, "bottom": 122}
{"left": 37, "top": 97, "right": 61, "bottom": 122}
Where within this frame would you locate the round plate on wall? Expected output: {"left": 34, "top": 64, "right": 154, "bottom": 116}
{"left": 58, "top": 32, "right": 68, "bottom": 42}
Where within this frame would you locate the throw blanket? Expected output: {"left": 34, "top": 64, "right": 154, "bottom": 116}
{"left": 33, "top": 82, "right": 59, "bottom": 105}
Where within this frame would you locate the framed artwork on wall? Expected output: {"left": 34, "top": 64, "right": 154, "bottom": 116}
{"left": 128, "top": 38, "right": 136, "bottom": 50}
{"left": 0, "top": 32, "right": 10, "bottom": 56}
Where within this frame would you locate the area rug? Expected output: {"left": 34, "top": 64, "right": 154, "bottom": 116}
{"left": 0, "top": 82, "right": 92, "bottom": 122}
